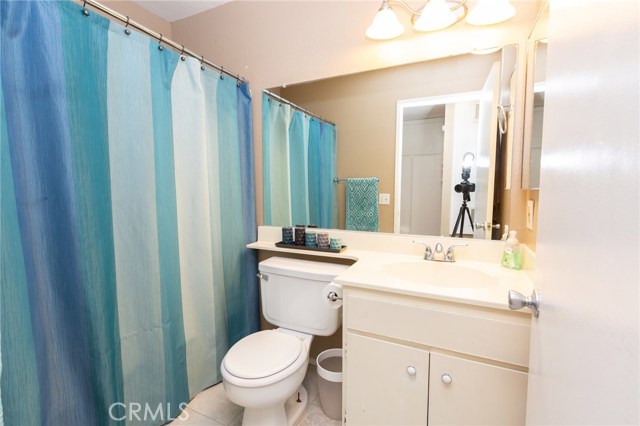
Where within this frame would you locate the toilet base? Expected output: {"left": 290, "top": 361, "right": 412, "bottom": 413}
{"left": 241, "top": 385, "right": 308, "bottom": 426}
{"left": 284, "top": 385, "right": 308, "bottom": 426}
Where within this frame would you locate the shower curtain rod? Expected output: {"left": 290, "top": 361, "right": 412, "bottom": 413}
{"left": 263, "top": 90, "right": 336, "bottom": 126}
{"left": 80, "top": 0, "right": 245, "bottom": 83}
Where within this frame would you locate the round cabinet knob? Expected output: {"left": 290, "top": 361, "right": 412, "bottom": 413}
{"left": 441, "top": 373, "right": 453, "bottom": 385}
{"left": 406, "top": 366, "right": 417, "bottom": 376}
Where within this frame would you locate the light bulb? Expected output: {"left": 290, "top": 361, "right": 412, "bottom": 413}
{"left": 462, "top": 152, "right": 475, "bottom": 168}
{"left": 366, "top": 2, "right": 405, "bottom": 40}
{"left": 414, "top": 0, "right": 457, "bottom": 32}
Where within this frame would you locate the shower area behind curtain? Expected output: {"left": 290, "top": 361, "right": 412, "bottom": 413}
{"left": 262, "top": 94, "right": 338, "bottom": 228}
{"left": 0, "top": 2, "right": 258, "bottom": 425}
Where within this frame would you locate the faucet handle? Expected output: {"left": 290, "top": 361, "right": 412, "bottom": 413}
{"left": 412, "top": 240, "right": 433, "bottom": 260}
{"left": 434, "top": 242, "right": 443, "bottom": 253}
{"left": 445, "top": 243, "right": 468, "bottom": 262}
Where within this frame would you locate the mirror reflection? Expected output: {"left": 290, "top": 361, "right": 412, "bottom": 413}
{"left": 266, "top": 48, "right": 515, "bottom": 239}
{"left": 523, "top": 0, "right": 548, "bottom": 190}
{"left": 396, "top": 56, "right": 503, "bottom": 239}
{"left": 527, "top": 41, "right": 546, "bottom": 189}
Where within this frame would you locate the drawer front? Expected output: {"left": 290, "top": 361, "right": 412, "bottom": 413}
{"left": 345, "top": 291, "right": 530, "bottom": 367}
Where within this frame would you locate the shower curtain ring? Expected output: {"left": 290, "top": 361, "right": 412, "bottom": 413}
{"left": 157, "top": 34, "right": 164, "bottom": 51}
{"left": 200, "top": 56, "right": 205, "bottom": 71}
{"left": 220, "top": 67, "right": 224, "bottom": 80}
{"left": 124, "top": 16, "right": 131, "bottom": 35}
{"left": 236, "top": 74, "right": 241, "bottom": 87}
{"left": 180, "top": 45, "right": 186, "bottom": 61}
{"left": 82, "top": 0, "right": 90, "bottom": 16}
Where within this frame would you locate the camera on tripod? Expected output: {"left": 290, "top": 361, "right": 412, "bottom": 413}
{"left": 454, "top": 180, "right": 476, "bottom": 200}
{"left": 451, "top": 152, "right": 476, "bottom": 237}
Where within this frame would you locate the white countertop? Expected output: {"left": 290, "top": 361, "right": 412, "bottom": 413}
{"left": 248, "top": 227, "right": 535, "bottom": 312}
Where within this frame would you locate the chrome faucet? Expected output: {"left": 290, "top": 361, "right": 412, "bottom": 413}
{"left": 433, "top": 243, "right": 444, "bottom": 261}
{"left": 412, "top": 241, "right": 467, "bottom": 262}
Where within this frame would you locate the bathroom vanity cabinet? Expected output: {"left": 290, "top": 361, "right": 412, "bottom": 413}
{"left": 342, "top": 287, "right": 531, "bottom": 425}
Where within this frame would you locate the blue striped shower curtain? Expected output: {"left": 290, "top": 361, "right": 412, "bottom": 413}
{"left": 0, "top": 1, "right": 258, "bottom": 425}
{"left": 262, "top": 94, "right": 338, "bottom": 228}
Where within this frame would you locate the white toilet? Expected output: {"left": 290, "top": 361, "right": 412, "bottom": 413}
{"left": 221, "top": 257, "right": 349, "bottom": 426}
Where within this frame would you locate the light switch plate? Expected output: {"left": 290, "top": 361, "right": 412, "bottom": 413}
{"left": 527, "top": 200, "right": 535, "bottom": 230}
{"left": 379, "top": 193, "right": 390, "bottom": 205}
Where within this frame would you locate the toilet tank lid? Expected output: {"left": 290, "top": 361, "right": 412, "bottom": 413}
{"left": 259, "top": 257, "right": 350, "bottom": 281}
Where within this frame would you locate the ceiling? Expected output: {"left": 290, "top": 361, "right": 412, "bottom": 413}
{"left": 132, "top": 0, "right": 230, "bottom": 22}
{"left": 404, "top": 104, "right": 446, "bottom": 121}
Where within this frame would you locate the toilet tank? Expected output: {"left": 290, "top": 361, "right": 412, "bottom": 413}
{"left": 258, "top": 257, "right": 350, "bottom": 336}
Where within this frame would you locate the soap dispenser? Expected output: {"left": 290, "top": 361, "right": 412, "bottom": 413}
{"left": 501, "top": 230, "right": 523, "bottom": 270}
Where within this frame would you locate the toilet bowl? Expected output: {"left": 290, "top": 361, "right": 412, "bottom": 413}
{"left": 220, "top": 257, "right": 350, "bottom": 426}
{"left": 221, "top": 329, "right": 313, "bottom": 426}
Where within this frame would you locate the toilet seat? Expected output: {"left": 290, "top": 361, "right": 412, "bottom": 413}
{"left": 224, "top": 330, "right": 303, "bottom": 379}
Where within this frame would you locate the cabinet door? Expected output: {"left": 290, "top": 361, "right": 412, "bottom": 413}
{"left": 428, "top": 353, "right": 527, "bottom": 426}
{"left": 345, "top": 332, "right": 429, "bottom": 425}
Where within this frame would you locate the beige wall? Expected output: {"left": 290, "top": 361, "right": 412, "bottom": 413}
{"left": 171, "top": 1, "right": 541, "bottom": 230}
{"left": 279, "top": 53, "right": 499, "bottom": 233}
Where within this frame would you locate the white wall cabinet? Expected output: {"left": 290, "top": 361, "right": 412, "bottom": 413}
{"left": 343, "top": 288, "right": 530, "bottom": 425}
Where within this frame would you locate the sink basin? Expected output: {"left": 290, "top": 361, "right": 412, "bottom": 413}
{"left": 380, "top": 261, "right": 497, "bottom": 288}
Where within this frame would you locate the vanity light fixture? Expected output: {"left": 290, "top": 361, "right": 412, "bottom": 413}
{"left": 366, "top": 0, "right": 516, "bottom": 41}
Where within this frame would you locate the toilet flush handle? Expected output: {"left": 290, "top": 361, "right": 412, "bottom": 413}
{"left": 256, "top": 272, "right": 268, "bottom": 281}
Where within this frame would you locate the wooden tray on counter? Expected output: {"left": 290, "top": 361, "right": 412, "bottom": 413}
{"left": 275, "top": 241, "right": 347, "bottom": 253}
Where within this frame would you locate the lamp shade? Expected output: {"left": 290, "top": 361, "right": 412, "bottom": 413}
{"left": 414, "top": 0, "right": 457, "bottom": 32}
{"left": 466, "top": 0, "right": 515, "bottom": 26}
{"left": 366, "top": 2, "right": 405, "bottom": 40}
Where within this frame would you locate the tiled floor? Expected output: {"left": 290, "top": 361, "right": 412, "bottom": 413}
{"left": 168, "top": 365, "right": 341, "bottom": 426}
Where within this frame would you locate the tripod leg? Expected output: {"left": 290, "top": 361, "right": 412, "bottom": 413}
{"left": 451, "top": 205, "right": 465, "bottom": 237}
{"left": 465, "top": 207, "right": 474, "bottom": 232}
{"left": 459, "top": 206, "right": 465, "bottom": 237}
{"left": 451, "top": 206, "right": 464, "bottom": 237}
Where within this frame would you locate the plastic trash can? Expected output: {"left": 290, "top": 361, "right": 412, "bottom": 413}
{"left": 316, "top": 348, "right": 343, "bottom": 420}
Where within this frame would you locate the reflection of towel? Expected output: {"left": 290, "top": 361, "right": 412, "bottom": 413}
{"left": 345, "top": 178, "right": 379, "bottom": 232}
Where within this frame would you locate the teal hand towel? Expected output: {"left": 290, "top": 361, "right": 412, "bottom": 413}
{"left": 345, "top": 178, "right": 379, "bottom": 232}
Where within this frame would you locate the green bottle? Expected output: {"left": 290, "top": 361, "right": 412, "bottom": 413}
{"left": 501, "top": 230, "right": 523, "bottom": 270}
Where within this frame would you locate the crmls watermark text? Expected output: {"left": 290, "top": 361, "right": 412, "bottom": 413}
{"left": 108, "top": 402, "right": 189, "bottom": 422}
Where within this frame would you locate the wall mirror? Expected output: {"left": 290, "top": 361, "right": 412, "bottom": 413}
{"left": 266, "top": 45, "right": 520, "bottom": 240}
{"left": 523, "top": 1, "right": 548, "bottom": 190}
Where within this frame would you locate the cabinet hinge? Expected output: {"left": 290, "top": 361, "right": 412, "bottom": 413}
{"left": 344, "top": 409, "right": 347, "bottom": 424}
